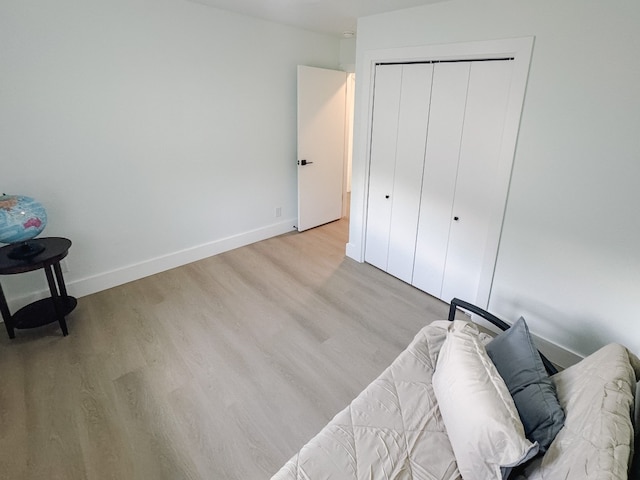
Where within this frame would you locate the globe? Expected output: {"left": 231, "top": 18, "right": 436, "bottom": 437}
{"left": 0, "top": 194, "right": 48, "bottom": 259}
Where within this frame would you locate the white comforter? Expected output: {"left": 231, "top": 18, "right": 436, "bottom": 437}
{"left": 272, "top": 321, "right": 640, "bottom": 480}
{"left": 515, "top": 342, "right": 640, "bottom": 480}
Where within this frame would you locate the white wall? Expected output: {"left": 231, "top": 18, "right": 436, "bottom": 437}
{"left": 339, "top": 38, "right": 356, "bottom": 73}
{"left": 0, "top": 0, "right": 340, "bottom": 308}
{"left": 349, "top": 0, "right": 640, "bottom": 358}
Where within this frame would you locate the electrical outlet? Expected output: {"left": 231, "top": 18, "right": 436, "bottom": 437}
{"left": 275, "top": 207, "right": 282, "bottom": 218}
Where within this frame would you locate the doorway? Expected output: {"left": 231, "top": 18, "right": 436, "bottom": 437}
{"left": 296, "top": 66, "right": 355, "bottom": 232}
{"left": 347, "top": 37, "right": 535, "bottom": 308}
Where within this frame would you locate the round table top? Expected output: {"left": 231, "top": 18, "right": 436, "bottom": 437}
{"left": 0, "top": 237, "right": 72, "bottom": 275}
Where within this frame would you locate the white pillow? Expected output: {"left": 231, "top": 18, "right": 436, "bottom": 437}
{"left": 433, "top": 321, "right": 539, "bottom": 479}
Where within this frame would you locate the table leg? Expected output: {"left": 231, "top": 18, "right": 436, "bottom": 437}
{"left": 45, "top": 265, "right": 68, "bottom": 336}
{"left": 53, "top": 262, "right": 69, "bottom": 298}
{"left": 0, "top": 282, "right": 15, "bottom": 339}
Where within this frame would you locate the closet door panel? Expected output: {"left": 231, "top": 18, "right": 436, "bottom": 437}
{"left": 441, "top": 61, "right": 514, "bottom": 303}
{"left": 412, "top": 62, "right": 470, "bottom": 297}
{"left": 387, "top": 64, "right": 434, "bottom": 283}
{"left": 365, "top": 65, "right": 403, "bottom": 271}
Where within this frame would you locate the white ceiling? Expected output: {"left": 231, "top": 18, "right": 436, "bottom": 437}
{"left": 186, "top": 0, "right": 446, "bottom": 37}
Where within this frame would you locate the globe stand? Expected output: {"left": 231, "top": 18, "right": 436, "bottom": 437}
{"left": 7, "top": 241, "right": 46, "bottom": 260}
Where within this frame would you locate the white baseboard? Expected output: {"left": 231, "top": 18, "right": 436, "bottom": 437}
{"left": 532, "top": 334, "right": 583, "bottom": 369}
{"left": 5, "top": 218, "right": 296, "bottom": 312}
{"left": 345, "top": 242, "right": 362, "bottom": 261}
{"left": 471, "top": 315, "right": 583, "bottom": 369}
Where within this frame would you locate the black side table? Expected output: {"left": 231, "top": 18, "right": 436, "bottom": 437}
{"left": 0, "top": 237, "right": 77, "bottom": 338}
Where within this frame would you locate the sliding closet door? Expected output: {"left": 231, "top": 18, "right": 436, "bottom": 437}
{"left": 365, "top": 64, "right": 433, "bottom": 282}
{"left": 365, "top": 65, "right": 402, "bottom": 271}
{"left": 412, "top": 62, "right": 470, "bottom": 296}
{"left": 366, "top": 58, "right": 516, "bottom": 305}
{"left": 440, "top": 60, "right": 514, "bottom": 303}
{"left": 386, "top": 64, "right": 433, "bottom": 282}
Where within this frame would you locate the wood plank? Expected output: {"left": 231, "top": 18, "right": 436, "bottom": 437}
{"left": 0, "top": 218, "right": 452, "bottom": 478}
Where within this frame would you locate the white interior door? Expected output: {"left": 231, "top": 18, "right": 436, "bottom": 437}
{"left": 365, "top": 59, "right": 516, "bottom": 306}
{"left": 365, "top": 65, "right": 403, "bottom": 271}
{"left": 412, "top": 62, "right": 470, "bottom": 297}
{"left": 440, "top": 60, "right": 514, "bottom": 303}
{"left": 386, "top": 64, "right": 433, "bottom": 283}
{"left": 365, "top": 64, "right": 433, "bottom": 283}
{"left": 297, "top": 65, "right": 347, "bottom": 232}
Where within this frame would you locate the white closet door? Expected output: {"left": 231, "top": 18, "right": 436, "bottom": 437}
{"left": 387, "top": 64, "right": 433, "bottom": 283}
{"left": 412, "top": 62, "right": 470, "bottom": 296}
{"left": 440, "top": 60, "right": 514, "bottom": 303}
{"left": 365, "top": 65, "right": 402, "bottom": 271}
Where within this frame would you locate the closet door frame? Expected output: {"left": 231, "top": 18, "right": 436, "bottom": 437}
{"left": 347, "top": 36, "right": 534, "bottom": 308}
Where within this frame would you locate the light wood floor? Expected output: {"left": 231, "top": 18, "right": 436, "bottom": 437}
{"left": 0, "top": 218, "right": 453, "bottom": 479}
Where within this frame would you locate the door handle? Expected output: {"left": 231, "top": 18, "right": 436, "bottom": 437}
{"left": 298, "top": 159, "right": 314, "bottom": 166}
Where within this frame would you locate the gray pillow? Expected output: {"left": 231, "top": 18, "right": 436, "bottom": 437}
{"left": 485, "top": 317, "right": 565, "bottom": 453}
